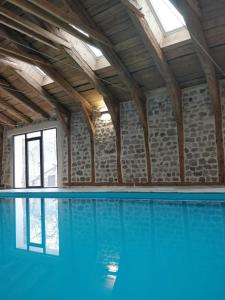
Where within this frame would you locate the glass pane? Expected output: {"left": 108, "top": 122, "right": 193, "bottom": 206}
{"left": 150, "top": 0, "right": 185, "bottom": 32}
{"left": 43, "top": 129, "right": 57, "bottom": 187}
{"left": 45, "top": 199, "right": 59, "bottom": 255}
{"left": 26, "top": 131, "right": 41, "bottom": 139}
{"left": 27, "top": 139, "right": 41, "bottom": 187}
{"left": 14, "top": 135, "right": 26, "bottom": 188}
{"left": 29, "top": 198, "right": 42, "bottom": 245}
{"left": 15, "top": 198, "right": 27, "bottom": 250}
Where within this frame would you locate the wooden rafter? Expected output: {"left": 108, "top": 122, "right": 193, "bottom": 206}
{"left": 0, "top": 8, "right": 70, "bottom": 49}
{"left": 0, "top": 96, "right": 32, "bottom": 123}
{"left": 26, "top": 0, "right": 112, "bottom": 47}
{"left": 13, "top": 67, "right": 69, "bottom": 115}
{"left": 39, "top": 64, "right": 95, "bottom": 133}
{"left": 64, "top": 0, "right": 151, "bottom": 181}
{"left": 0, "top": 76, "right": 50, "bottom": 118}
{"left": 13, "top": 68, "right": 71, "bottom": 134}
{"left": 171, "top": 0, "right": 225, "bottom": 182}
{"left": 121, "top": 0, "right": 185, "bottom": 181}
{"left": 66, "top": 46, "right": 119, "bottom": 130}
{"left": 0, "top": 44, "right": 49, "bottom": 66}
{"left": 0, "top": 28, "right": 95, "bottom": 133}
{"left": 65, "top": 46, "right": 122, "bottom": 178}
{"left": 6, "top": 0, "right": 110, "bottom": 48}
{"left": 0, "top": 111, "right": 16, "bottom": 126}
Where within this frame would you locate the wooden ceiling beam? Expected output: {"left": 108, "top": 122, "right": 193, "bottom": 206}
{"left": 13, "top": 68, "right": 69, "bottom": 116}
{"left": 6, "top": 0, "right": 109, "bottom": 48}
{"left": 0, "top": 14, "right": 58, "bottom": 49}
{"left": 0, "top": 111, "right": 16, "bottom": 126}
{"left": 0, "top": 76, "right": 50, "bottom": 118}
{"left": 171, "top": 0, "right": 225, "bottom": 183}
{"left": 67, "top": 0, "right": 148, "bottom": 128}
{"left": 41, "top": 64, "right": 95, "bottom": 133}
{"left": 27, "top": 0, "right": 112, "bottom": 47}
{"left": 13, "top": 67, "right": 71, "bottom": 135}
{"left": 0, "top": 96, "right": 32, "bottom": 123}
{"left": 0, "top": 44, "right": 49, "bottom": 66}
{"left": 64, "top": 45, "right": 120, "bottom": 131}
{"left": 0, "top": 27, "right": 95, "bottom": 133}
{"left": 120, "top": 0, "right": 144, "bottom": 17}
{"left": 66, "top": 0, "right": 151, "bottom": 181}
{"left": 0, "top": 8, "right": 70, "bottom": 48}
{"left": 121, "top": 1, "right": 185, "bottom": 180}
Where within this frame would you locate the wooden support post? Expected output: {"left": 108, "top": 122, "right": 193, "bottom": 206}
{"left": 121, "top": 1, "right": 184, "bottom": 181}
{"left": 90, "top": 130, "right": 95, "bottom": 184}
{"left": 67, "top": 114, "right": 71, "bottom": 186}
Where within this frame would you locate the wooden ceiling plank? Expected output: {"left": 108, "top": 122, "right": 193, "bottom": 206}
{"left": 0, "top": 44, "right": 49, "bottom": 66}
{"left": 6, "top": 0, "right": 109, "bottom": 48}
{"left": 13, "top": 67, "right": 71, "bottom": 133}
{"left": 0, "top": 75, "right": 50, "bottom": 118}
{"left": 27, "top": 0, "right": 112, "bottom": 47}
{"left": 0, "top": 15, "right": 58, "bottom": 49}
{"left": 0, "top": 7, "right": 70, "bottom": 48}
{"left": 171, "top": 0, "right": 225, "bottom": 183}
{"left": 0, "top": 27, "right": 95, "bottom": 133}
{"left": 39, "top": 64, "right": 95, "bottom": 133}
{"left": 13, "top": 68, "right": 70, "bottom": 116}
{"left": 0, "top": 97, "right": 32, "bottom": 123}
{"left": 0, "top": 111, "right": 16, "bottom": 126}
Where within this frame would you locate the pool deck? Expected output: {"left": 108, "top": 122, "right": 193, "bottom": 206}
{"left": 1, "top": 186, "right": 225, "bottom": 193}
{"left": 1, "top": 186, "right": 225, "bottom": 201}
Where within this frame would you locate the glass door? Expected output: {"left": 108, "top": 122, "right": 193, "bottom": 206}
{"left": 14, "top": 128, "right": 57, "bottom": 188}
{"left": 26, "top": 137, "right": 43, "bottom": 188}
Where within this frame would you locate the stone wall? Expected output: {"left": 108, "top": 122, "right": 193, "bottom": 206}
{"left": 3, "top": 80, "right": 225, "bottom": 186}
{"left": 71, "top": 112, "right": 92, "bottom": 183}
{"left": 147, "top": 91, "right": 180, "bottom": 182}
{"left": 94, "top": 115, "right": 118, "bottom": 183}
{"left": 120, "top": 102, "right": 148, "bottom": 183}
{"left": 183, "top": 84, "right": 218, "bottom": 182}
{"left": 1, "top": 128, "right": 12, "bottom": 187}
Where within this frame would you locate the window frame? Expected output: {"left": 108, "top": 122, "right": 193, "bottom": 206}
{"left": 13, "top": 128, "right": 58, "bottom": 189}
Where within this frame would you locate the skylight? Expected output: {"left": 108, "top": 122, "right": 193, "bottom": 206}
{"left": 87, "top": 45, "right": 103, "bottom": 57}
{"left": 149, "top": 0, "right": 185, "bottom": 32}
{"left": 71, "top": 25, "right": 103, "bottom": 58}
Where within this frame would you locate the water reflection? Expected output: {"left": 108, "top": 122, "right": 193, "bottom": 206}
{"left": 0, "top": 198, "right": 225, "bottom": 300}
{"left": 15, "top": 198, "right": 59, "bottom": 255}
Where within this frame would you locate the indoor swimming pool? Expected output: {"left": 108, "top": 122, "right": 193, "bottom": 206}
{"left": 0, "top": 193, "right": 225, "bottom": 299}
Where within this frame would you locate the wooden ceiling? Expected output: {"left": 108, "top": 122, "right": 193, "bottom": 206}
{"left": 0, "top": 0, "right": 224, "bottom": 140}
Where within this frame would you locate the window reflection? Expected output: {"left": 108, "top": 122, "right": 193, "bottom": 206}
{"left": 15, "top": 198, "right": 59, "bottom": 256}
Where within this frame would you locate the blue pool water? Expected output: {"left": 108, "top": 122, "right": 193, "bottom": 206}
{"left": 0, "top": 195, "right": 225, "bottom": 299}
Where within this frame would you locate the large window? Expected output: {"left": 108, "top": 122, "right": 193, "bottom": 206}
{"left": 14, "top": 128, "right": 58, "bottom": 188}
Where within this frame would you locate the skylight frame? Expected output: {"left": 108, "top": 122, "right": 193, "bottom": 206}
{"left": 147, "top": 0, "right": 186, "bottom": 34}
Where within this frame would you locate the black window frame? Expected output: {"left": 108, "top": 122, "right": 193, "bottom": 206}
{"left": 13, "top": 128, "right": 58, "bottom": 189}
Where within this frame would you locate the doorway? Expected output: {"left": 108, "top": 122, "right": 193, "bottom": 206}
{"left": 14, "top": 128, "right": 58, "bottom": 188}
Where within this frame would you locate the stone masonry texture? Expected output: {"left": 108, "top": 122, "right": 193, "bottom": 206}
{"left": 147, "top": 92, "right": 180, "bottom": 182}
{"left": 71, "top": 112, "right": 92, "bottom": 183}
{"left": 94, "top": 115, "right": 118, "bottom": 183}
{"left": 120, "top": 101, "right": 148, "bottom": 183}
{"left": 3, "top": 81, "right": 225, "bottom": 186}
{"left": 183, "top": 84, "right": 219, "bottom": 182}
